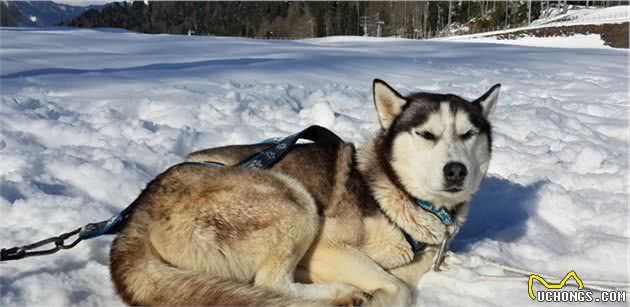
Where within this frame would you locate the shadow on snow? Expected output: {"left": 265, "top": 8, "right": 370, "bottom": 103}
{"left": 1, "top": 58, "right": 285, "bottom": 79}
{"left": 450, "top": 176, "right": 544, "bottom": 252}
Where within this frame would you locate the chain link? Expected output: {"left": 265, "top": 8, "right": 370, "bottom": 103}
{"left": 1, "top": 228, "right": 82, "bottom": 261}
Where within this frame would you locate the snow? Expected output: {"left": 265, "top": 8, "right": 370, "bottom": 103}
{"left": 454, "top": 33, "right": 611, "bottom": 49}
{"left": 298, "top": 101, "right": 336, "bottom": 128}
{"left": 0, "top": 28, "right": 628, "bottom": 306}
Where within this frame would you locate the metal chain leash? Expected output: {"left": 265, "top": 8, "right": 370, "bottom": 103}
{"left": 1, "top": 228, "right": 82, "bottom": 261}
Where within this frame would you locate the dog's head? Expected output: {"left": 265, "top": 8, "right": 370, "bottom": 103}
{"left": 373, "top": 79, "right": 500, "bottom": 206}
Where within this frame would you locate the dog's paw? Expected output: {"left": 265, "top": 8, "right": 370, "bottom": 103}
{"left": 333, "top": 293, "right": 369, "bottom": 306}
{"left": 369, "top": 282, "right": 411, "bottom": 307}
{"left": 332, "top": 285, "right": 370, "bottom": 306}
{"left": 378, "top": 241, "right": 414, "bottom": 269}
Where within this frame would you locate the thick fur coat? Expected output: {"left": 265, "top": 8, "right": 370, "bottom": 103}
{"left": 109, "top": 80, "right": 500, "bottom": 306}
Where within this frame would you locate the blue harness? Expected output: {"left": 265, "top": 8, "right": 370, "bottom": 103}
{"left": 416, "top": 200, "right": 453, "bottom": 226}
{"left": 0, "top": 125, "right": 452, "bottom": 261}
{"left": 406, "top": 200, "right": 453, "bottom": 252}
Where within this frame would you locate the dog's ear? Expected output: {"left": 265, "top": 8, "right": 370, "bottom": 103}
{"left": 474, "top": 84, "right": 501, "bottom": 117}
{"left": 373, "top": 79, "right": 406, "bottom": 129}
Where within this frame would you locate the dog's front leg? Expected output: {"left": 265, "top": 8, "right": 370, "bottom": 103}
{"left": 301, "top": 244, "right": 411, "bottom": 307}
{"left": 387, "top": 248, "right": 437, "bottom": 300}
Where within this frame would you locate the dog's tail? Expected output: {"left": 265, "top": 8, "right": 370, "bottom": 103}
{"left": 110, "top": 228, "right": 325, "bottom": 306}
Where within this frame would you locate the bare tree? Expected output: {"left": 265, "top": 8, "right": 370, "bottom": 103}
{"left": 423, "top": 1, "right": 429, "bottom": 37}
{"left": 447, "top": 0, "right": 452, "bottom": 28}
{"left": 467, "top": 1, "right": 471, "bottom": 20}
{"left": 505, "top": 1, "right": 509, "bottom": 26}
{"left": 436, "top": 2, "right": 444, "bottom": 30}
{"left": 356, "top": 1, "right": 360, "bottom": 35}
{"left": 528, "top": 0, "right": 532, "bottom": 25}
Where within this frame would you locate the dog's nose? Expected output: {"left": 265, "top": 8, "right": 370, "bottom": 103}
{"left": 443, "top": 162, "right": 467, "bottom": 186}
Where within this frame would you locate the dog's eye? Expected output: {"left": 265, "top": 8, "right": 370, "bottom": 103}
{"left": 460, "top": 130, "right": 476, "bottom": 140}
{"left": 416, "top": 131, "right": 436, "bottom": 141}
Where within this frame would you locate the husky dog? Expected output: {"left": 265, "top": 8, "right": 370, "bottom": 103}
{"left": 110, "top": 80, "right": 500, "bottom": 306}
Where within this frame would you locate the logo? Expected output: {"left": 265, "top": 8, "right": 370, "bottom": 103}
{"left": 528, "top": 271, "right": 627, "bottom": 303}
{"left": 528, "top": 271, "right": 583, "bottom": 300}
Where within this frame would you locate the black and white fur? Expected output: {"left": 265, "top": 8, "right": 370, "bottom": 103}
{"left": 371, "top": 79, "right": 500, "bottom": 236}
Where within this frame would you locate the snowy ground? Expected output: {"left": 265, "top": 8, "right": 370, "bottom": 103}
{"left": 452, "top": 33, "right": 613, "bottom": 49}
{"left": 0, "top": 28, "right": 628, "bottom": 306}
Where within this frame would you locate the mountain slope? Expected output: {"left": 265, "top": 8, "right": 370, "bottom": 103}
{"left": 436, "top": 5, "right": 629, "bottom": 48}
{"left": 0, "top": 1, "right": 102, "bottom": 27}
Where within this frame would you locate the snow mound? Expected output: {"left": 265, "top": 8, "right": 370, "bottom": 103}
{"left": 298, "top": 101, "right": 336, "bottom": 128}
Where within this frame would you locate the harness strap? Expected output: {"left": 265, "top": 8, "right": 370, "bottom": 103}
{"left": 415, "top": 200, "right": 453, "bottom": 225}
{"left": 402, "top": 200, "right": 454, "bottom": 254}
{"left": 81, "top": 125, "right": 343, "bottom": 239}
{"left": 239, "top": 125, "right": 343, "bottom": 169}
{"left": 403, "top": 232, "right": 426, "bottom": 253}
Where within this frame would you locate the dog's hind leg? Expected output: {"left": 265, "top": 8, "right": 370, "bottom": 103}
{"left": 301, "top": 244, "right": 412, "bottom": 307}
{"left": 256, "top": 251, "right": 367, "bottom": 305}
{"left": 251, "top": 173, "right": 368, "bottom": 305}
